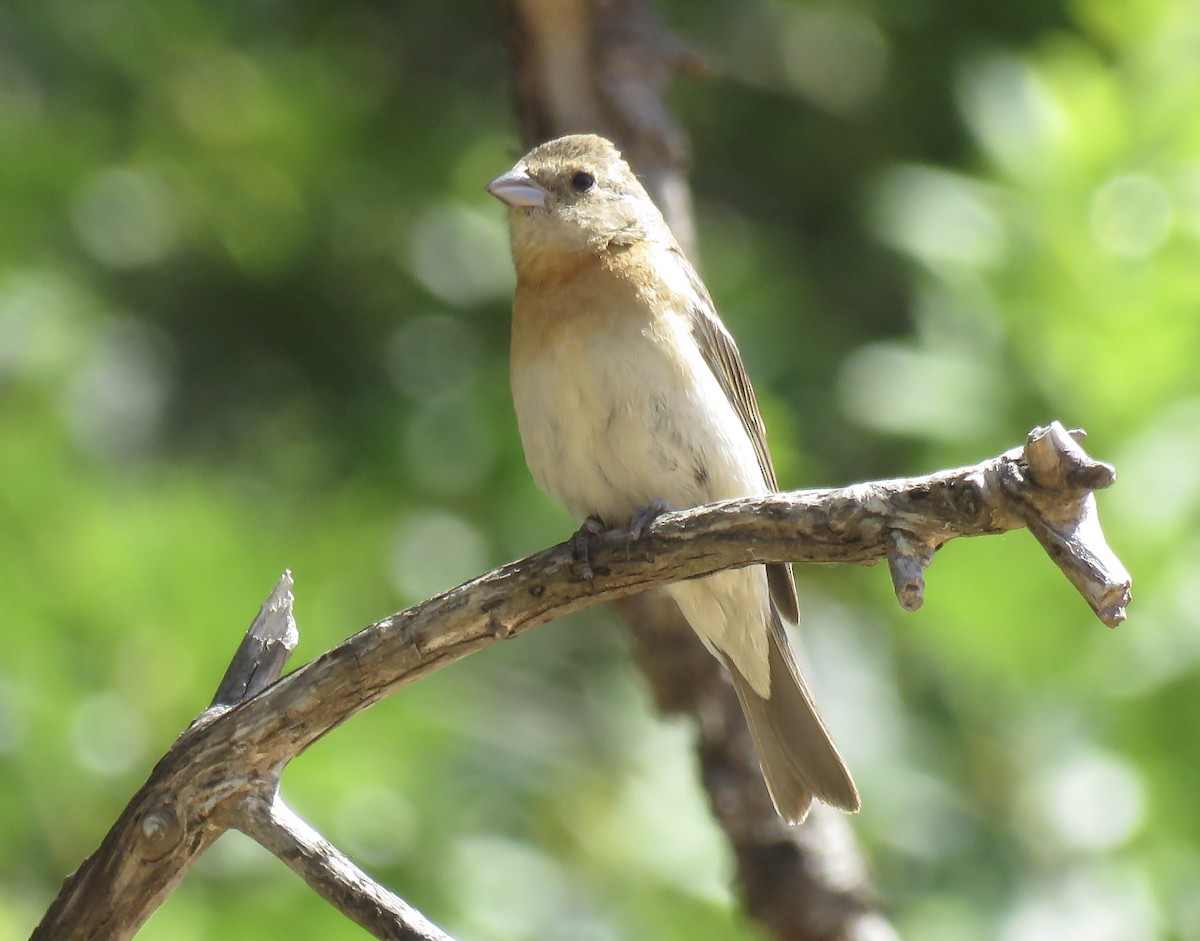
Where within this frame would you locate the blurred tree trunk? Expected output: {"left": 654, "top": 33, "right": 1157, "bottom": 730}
{"left": 492, "top": 2, "right": 897, "bottom": 939}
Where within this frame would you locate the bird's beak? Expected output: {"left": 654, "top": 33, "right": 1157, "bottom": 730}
{"left": 486, "top": 166, "right": 550, "bottom": 210}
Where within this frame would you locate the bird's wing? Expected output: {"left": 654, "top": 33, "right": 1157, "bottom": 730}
{"left": 676, "top": 247, "right": 801, "bottom": 623}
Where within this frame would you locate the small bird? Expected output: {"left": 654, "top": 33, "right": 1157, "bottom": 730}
{"left": 487, "top": 134, "right": 859, "bottom": 824}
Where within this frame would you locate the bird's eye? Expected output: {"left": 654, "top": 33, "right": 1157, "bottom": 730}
{"left": 570, "top": 171, "right": 595, "bottom": 193}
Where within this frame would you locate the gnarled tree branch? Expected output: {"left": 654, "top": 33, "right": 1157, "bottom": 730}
{"left": 31, "top": 424, "right": 1130, "bottom": 940}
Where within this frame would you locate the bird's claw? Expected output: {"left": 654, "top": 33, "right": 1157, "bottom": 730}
{"left": 627, "top": 499, "right": 672, "bottom": 541}
{"left": 571, "top": 503, "right": 671, "bottom": 582}
{"left": 571, "top": 515, "right": 606, "bottom": 583}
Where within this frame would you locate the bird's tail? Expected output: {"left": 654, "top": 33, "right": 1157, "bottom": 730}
{"left": 726, "top": 610, "right": 860, "bottom": 825}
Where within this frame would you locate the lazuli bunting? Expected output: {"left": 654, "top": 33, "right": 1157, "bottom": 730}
{"left": 488, "top": 134, "right": 859, "bottom": 824}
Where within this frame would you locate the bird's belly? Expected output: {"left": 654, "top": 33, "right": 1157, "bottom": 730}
{"left": 511, "top": 317, "right": 764, "bottom": 524}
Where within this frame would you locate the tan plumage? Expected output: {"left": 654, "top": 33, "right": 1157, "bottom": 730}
{"left": 488, "top": 134, "right": 859, "bottom": 823}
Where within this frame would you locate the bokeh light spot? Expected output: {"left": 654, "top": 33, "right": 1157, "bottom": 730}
{"left": 780, "top": 6, "right": 888, "bottom": 114}
{"left": 70, "top": 692, "right": 149, "bottom": 777}
{"left": 447, "top": 835, "right": 581, "bottom": 940}
{"left": 334, "top": 785, "right": 415, "bottom": 867}
{"left": 72, "top": 167, "right": 180, "bottom": 269}
{"left": 387, "top": 314, "right": 483, "bottom": 403}
{"left": 957, "top": 53, "right": 1064, "bottom": 175}
{"left": 389, "top": 510, "right": 490, "bottom": 600}
{"left": 1000, "top": 865, "right": 1159, "bottom": 941}
{"left": 1016, "top": 749, "right": 1145, "bottom": 853}
{"left": 1090, "top": 174, "right": 1172, "bottom": 257}
{"left": 62, "top": 319, "right": 172, "bottom": 461}
{"left": 0, "top": 270, "right": 87, "bottom": 379}
{"left": 871, "top": 166, "right": 1005, "bottom": 269}
{"left": 405, "top": 399, "right": 498, "bottom": 494}
{"left": 405, "top": 203, "right": 514, "bottom": 306}
{"left": 171, "top": 53, "right": 272, "bottom": 150}
{"left": 1110, "top": 397, "right": 1200, "bottom": 532}
{"left": 838, "top": 342, "right": 997, "bottom": 439}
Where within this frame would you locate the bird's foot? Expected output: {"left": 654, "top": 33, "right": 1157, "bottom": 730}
{"left": 571, "top": 515, "right": 606, "bottom": 583}
{"left": 627, "top": 499, "right": 673, "bottom": 541}
{"left": 571, "top": 502, "right": 673, "bottom": 582}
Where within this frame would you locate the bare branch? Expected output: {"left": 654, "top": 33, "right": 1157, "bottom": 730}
{"left": 212, "top": 570, "right": 299, "bottom": 707}
{"left": 31, "top": 428, "right": 1130, "bottom": 939}
{"left": 1010, "top": 423, "right": 1130, "bottom": 626}
{"left": 234, "top": 795, "right": 454, "bottom": 941}
{"left": 886, "top": 530, "right": 934, "bottom": 612}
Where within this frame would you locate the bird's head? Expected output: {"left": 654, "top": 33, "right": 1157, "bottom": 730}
{"left": 487, "top": 134, "right": 668, "bottom": 270}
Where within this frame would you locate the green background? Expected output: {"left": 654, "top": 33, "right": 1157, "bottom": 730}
{"left": 3, "top": 0, "right": 1197, "bottom": 938}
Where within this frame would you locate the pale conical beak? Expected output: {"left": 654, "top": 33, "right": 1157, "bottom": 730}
{"left": 486, "top": 166, "right": 550, "bottom": 210}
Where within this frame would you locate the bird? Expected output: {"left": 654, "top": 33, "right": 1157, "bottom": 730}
{"left": 486, "top": 133, "right": 859, "bottom": 824}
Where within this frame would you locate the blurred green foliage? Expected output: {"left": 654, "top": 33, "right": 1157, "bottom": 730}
{"left": 1, "top": 0, "right": 1197, "bottom": 938}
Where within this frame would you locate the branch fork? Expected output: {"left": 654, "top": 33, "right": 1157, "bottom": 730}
{"left": 1006, "top": 424, "right": 1130, "bottom": 626}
